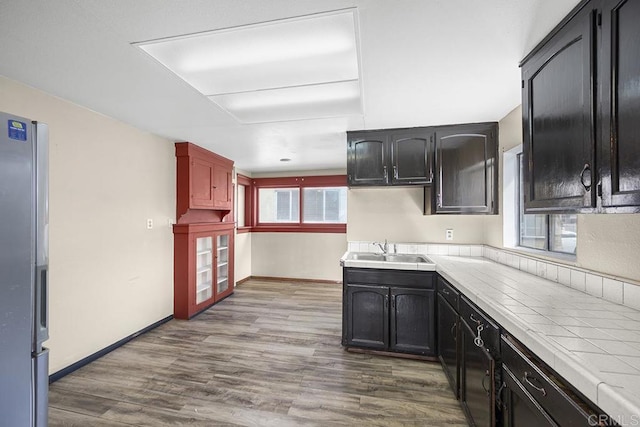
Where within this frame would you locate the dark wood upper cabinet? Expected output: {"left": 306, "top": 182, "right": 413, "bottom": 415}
{"left": 521, "top": 0, "right": 640, "bottom": 213}
{"left": 347, "top": 132, "right": 389, "bottom": 186}
{"left": 521, "top": 3, "right": 596, "bottom": 213}
{"left": 347, "top": 128, "right": 433, "bottom": 186}
{"left": 433, "top": 123, "right": 498, "bottom": 214}
{"left": 389, "top": 129, "right": 434, "bottom": 185}
{"left": 600, "top": 0, "right": 640, "bottom": 209}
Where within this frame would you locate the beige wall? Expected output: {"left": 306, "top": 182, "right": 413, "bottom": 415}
{"left": 234, "top": 232, "right": 252, "bottom": 282}
{"left": 347, "top": 187, "right": 487, "bottom": 243}
{"left": 242, "top": 169, "right": 348, "bottom": 282}
{"left": 577, "top": 215, "right": 640, "bottom": 282}
{"left": 0, "top": 76, "right": 175, "bottom": 373}
{"left": 251, "top": 233, "right": 346, "bottom": 281}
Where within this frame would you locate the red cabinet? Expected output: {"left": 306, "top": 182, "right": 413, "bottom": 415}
{"left": 174, "top": 142, "right": 235, "bottom": 319}
{"left": 173, "top": 222, "right": 235, "bottom": 319}
{"left": 176, "top": 142, "right": 233, "bottom": 222}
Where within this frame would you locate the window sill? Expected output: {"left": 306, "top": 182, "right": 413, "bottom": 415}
{"left": 236, "top": 226, "right": 252, "bottom": 234}
{"left": 250, "top": 224, "right": 346, "bottom": 233}
{"left": 506, "top": 245, "right": 577, "bottom": 263}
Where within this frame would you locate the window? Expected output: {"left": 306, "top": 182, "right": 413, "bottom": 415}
{"left": 252, "top": 175, "right": 347, "bottom": 233}
{"left": 236, "top": 174, "right": 253, "bottom": 232}
{"left": 303, "top": 187, "right": 347, "bottom": 223}
{"left": 258, "top": 188, "right": 300, "bottom": 223}
{"left": 517, "top": 153, "right": 576, "bottom": 254}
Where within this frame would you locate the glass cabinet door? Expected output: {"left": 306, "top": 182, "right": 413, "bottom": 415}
{"left": 195, "top": 236, "right": 213, "bottom": 304}
{"left": 216, "top": 234, "right": 229, "bottom": 295}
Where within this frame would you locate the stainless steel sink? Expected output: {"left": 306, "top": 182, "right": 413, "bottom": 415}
{"left": 349, "top": 253, "right": 386, "bottom": 261}
{"left": 346, "top": 252, "right": 432, "bottom": 263}
{"left": 384, "top": 254, "right": 430, "bottom": 263}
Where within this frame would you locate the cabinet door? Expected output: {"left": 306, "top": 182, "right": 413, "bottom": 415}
{"left": 345, "top": 284, "right": 388, "bottom": 350}
{"left": 194, "top": 235, "right": 214, "bottom": 307}
{"left": 390, "top": 129, "right": 433, "bottom": 185}
{"left": 389, "top": 288, "right": 435, "bottom": 355}
{"left": 214, "top": 231, "right": 233, "bottom": 301}
{"left": 347, "top": 132, "right": 389, "bottom": 186}
{"left": 501, "top": 367, "right": 557, "bottom": 427}
{"left": 461, "top": 320, "right": 495, "bottom": 427}
{"left": 434, "top": 124, "right": 497, "bottom": 214}
{"left": 212, "top": 165, "right": 232, "bottom": 210}
{"left": 438, "top": 294, "right": 459, "bottom": 398}
{"left": 190, "top": 157, "right": 215, "bottom": 208}
{"left": 521, "top": 5, "right": 596, "bottom": 212}
{"left": 600, "top": 0, "right": 640, "bottom": 209}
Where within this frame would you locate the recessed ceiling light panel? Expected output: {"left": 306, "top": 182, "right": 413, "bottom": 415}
{"left": 210, "top": 80, "right": 361, "bottom": 123}
{"left": 135, "top": 9, "right": 363, "bottom": 123}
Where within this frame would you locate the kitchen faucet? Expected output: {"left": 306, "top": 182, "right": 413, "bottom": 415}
{"left": 374, "top": 239, "right": 389, "bottom": 254}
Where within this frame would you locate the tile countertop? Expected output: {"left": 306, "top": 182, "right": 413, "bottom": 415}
{"left": 430, "top": 255, "right": 640, "bottom": 423}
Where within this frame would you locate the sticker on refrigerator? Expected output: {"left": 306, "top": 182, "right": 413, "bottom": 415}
{"left": 8, "top": 120, "right": 28, "bottom": 141}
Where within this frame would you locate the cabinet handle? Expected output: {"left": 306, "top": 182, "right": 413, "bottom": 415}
{"left": 384, "top": 296, "right": 389, "bottom": 308}
{"left": 383, "top": 166, "right": 388, "bottom": 184}
{"left": 441, "top": 288, "right": 450, "bottom": 296}
{"left": 580, "top": 163, "right": 592, "bottom": 191}
{"left": 391, "top": 297, "right": 395, "bottom": 309}
{"left": 450, "top": 322, "right": 457, "bottom": 341}
{"left": 523, "top": 372, "right": 547, "bottom": 396}
{"left": 482, "top": 369, "right": 491, "bottom": 396}
{"left": 437, "top": 193, "right": 442, "bottom": 208}
{"left": 497, "top": 382, "right": 506, "bottom": 405}
{"left": 393, "top": 165, "right": 398, "bottom": 180}
{"left": 470, "top": 313, "right": 482, "bottom": 325}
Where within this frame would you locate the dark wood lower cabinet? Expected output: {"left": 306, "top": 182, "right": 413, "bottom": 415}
{"left": 437, "top": 293, "right": 459, "bottom": 397}
{"left": 344, "top": 284, "right": 388, "bottom": 350}
{"left": 501, "top": 366, "right": 557, "bottom": 427}
{"left": 342, "top": 268, "right": 436, "bottom": 357}
{"left": 461, "top": 319, "right": 496, "bottom": 427}
{"left": 390, "top": 288, "right": 435, "bottom": 355}
{"left": 344, "top": 272, "right": 612, "bottom": 426}
{"left": 500, "top": 335, "right": 610, "bottom": 426}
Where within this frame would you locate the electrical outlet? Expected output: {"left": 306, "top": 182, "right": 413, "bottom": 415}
{"left": 146, "top": 218, "right": 153, "bottom": 229}
{"left": 446, "top": 229, "right": 453, "bottom": 241}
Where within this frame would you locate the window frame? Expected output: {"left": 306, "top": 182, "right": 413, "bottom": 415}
{"left": 251, "top": 175, "right": 347, "bottom": 233}
{"left": 236, "top": 174, "right": 253, "bottom": 234}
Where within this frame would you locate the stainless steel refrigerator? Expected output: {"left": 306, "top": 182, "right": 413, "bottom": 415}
{"left": 0, "top": 111, "right": 49, "bottom": 427}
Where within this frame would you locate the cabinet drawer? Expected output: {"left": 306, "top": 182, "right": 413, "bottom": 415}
{"left": 459, "top": 296, "right": 499, "bottom": 353}
{"left": 501, "top": 336, "right": 595, "bottom": 426}
{"left": 344, "top": 268, "right": 434, "bottom": 289}
{"left": 437, "top": 277, "right": 459, "bottom": 309}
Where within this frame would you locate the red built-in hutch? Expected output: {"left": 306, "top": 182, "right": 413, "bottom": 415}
{"left": 173, "top": 142, "right": 235, "bottom": 319}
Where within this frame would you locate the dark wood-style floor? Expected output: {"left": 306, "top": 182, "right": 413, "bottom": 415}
{"left": 49, "top": 279, "right": 467, "bottom": 426}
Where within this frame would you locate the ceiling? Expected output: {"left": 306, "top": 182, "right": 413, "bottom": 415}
{"left": 0, "top": 0, "right": 580, "bottom": 173}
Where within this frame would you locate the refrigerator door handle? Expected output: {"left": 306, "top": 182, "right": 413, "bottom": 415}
{"left": 35, "top": 265, "right": 49, "bottom": 349}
